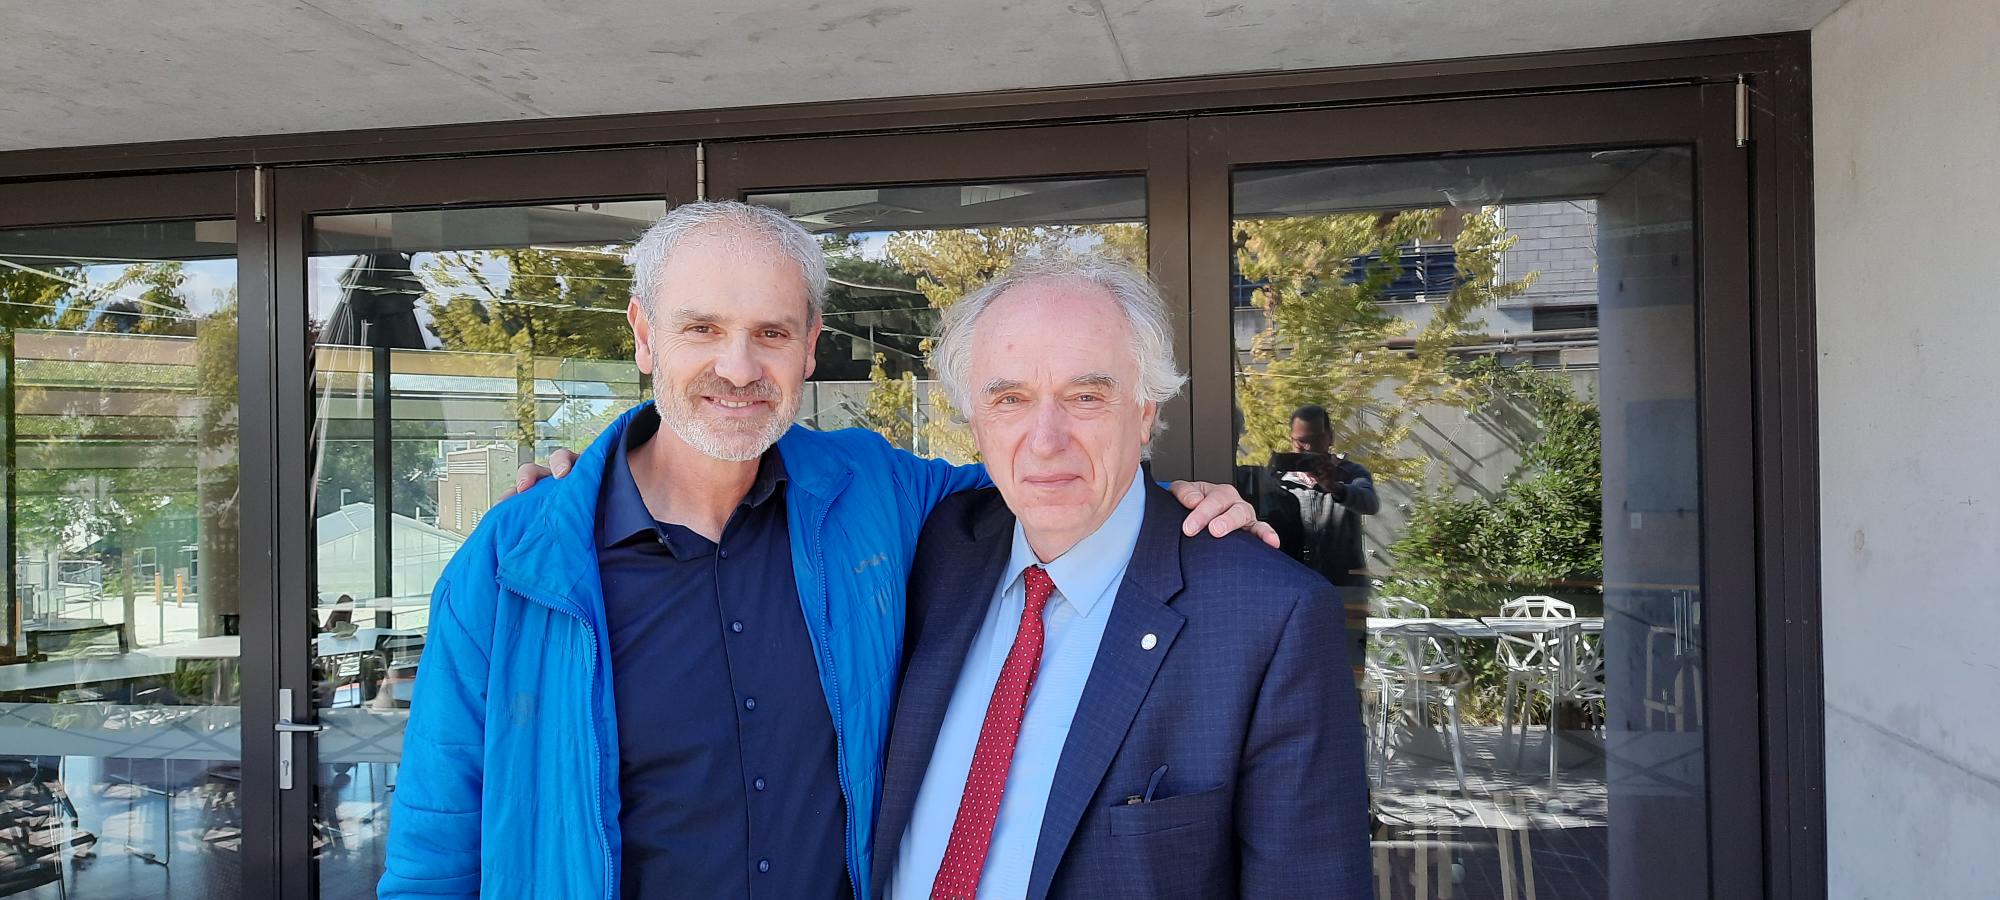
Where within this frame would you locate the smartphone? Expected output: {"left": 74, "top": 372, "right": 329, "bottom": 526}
{"left": 1269, "top": 451, "right": 1326, "bottom": 473}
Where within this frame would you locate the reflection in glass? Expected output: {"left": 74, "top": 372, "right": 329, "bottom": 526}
{"left": 1229, "top": 150, "right": 1704, "bottom": 899}
{"left": 1, "top": 220, "right": 242, "bottom": 897}
{"left": 305, "top": 200, "right": 665, "bottom": 899}
{"left": 750, "top": 178, "right": 1147, "bottom": 460}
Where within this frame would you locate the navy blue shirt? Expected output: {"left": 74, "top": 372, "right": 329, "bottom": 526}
{"left": 596, "top": 410, "right": 849, "bottom": 899}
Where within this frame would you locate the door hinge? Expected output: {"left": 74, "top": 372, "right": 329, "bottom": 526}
{"left": 1735, "top": 76, "right": 1751, "bottom": 148}
{"left": 275, "top": 687, "right": 327, "bottom": 790}
{"left": 253, "top": 165, "right": 267, "bottom": 222}
{"left": 695, "top": 142, "right": 708, "bottom": 201}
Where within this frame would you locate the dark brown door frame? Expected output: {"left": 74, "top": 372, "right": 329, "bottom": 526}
{"left": 0, "top": 169, "right": 283, "bottom": 900}
{"left": 267, "top": 147, "right": 686, "bottom": 899}
{"left": 0, "top": 33, "right": 1820, "bottom": 900}
{"left": 707, "top": 122, "right": 1200, "bottom": 480}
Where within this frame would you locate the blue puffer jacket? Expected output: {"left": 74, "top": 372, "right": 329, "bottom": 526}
{"left": 378, "top": 403, "right": 988, "bottom": 900}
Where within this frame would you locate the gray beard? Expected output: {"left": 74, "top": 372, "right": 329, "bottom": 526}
{"left": 654, "top": 386, "right": 797, "bottom": 462}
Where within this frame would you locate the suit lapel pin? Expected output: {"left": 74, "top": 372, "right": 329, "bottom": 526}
{"left": 1141, "top": 633, "right": 1158, "bottom": 651}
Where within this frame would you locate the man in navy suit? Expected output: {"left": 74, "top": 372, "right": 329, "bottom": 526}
{"left": 876, "top": 256, "right": 1370, "bottom": 899}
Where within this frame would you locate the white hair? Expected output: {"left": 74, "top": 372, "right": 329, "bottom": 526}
{"left": 931, "top": 255, "right": 1187, "bottom": 441}
{"left": 624, "top": 200, "right": 827, "bottom": 320}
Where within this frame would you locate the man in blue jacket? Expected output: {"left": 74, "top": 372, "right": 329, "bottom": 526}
{"left": 377, "top": 201, "right": 1267, "bottom": 900}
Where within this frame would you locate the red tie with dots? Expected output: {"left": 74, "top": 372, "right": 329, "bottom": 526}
{"left": 930, "top": 564, "right": 1057, "bottom": 900}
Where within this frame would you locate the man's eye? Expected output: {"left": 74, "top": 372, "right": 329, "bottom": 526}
{"left": 997, "top": 396, "right": 1021, "bottom": 405}
{"left": 687, "top": 324, "right": 715, "bottom": 334}
{"left": 1076, "top": 394, "right": 1102, "bottom": 403}
{"left": 762, "top": 330, "right": 786, "bottom": 340}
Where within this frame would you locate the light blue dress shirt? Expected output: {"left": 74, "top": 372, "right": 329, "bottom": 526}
{"left": 891, "top": 468, "right": 1149, "bottom": 900}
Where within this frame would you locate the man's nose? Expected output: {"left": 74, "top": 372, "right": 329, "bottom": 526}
{"left": 712, "top": 335, "right": 761, "bottom": 387}
{"left": 1028, "top": 403, "right": 1072, "bottom": 456}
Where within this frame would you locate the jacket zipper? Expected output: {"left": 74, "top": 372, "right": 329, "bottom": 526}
{"left": 504, "top": 577, "right": 615, "bottom": 900}
{"left": 810, "top": 496, "right": 862, "bottom": 900}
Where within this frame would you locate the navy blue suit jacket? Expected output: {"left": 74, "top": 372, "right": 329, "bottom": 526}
{"left": 875, "top": 482, "right": 1371, "bottom": 899}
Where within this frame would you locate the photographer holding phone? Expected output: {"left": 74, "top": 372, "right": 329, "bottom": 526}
{"left": 1276, "top": 405, "right": 1380, "bottom": 668}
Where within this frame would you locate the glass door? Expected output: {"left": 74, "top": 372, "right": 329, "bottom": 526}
{"left": 0, "top": 171, "right": 271, "bottom": 898}
{"left": 1189, "top": 85, "right": 1757, "bottom": 899}
{"left": 707, "top": 121, "right": 1194, "bottom": 477}
{"left": 269, "top": 149, "right": 687, "bottom": 899}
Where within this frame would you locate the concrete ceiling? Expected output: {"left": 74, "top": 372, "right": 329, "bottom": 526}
{"left": 0, "top": 0, "right": 1843, "bottom": 152}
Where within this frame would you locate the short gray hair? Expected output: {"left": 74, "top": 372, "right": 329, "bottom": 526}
{"left": 932, "top": 255, "right": 1187, "bottom": 440}
{"left": 624, "top": 200, "right": 827, "bottom": 320}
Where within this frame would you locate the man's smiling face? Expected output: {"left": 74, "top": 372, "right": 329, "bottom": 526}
{"left": 631, "top": 226, "right": 820, "bottom": 461}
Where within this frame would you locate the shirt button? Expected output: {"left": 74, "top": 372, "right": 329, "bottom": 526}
{"left": 731, "top": 620, "right": 744, "bottom": 634}
{"left": 743, "top": 697, "right": 757, "bottom": 711}
{"left": 720, "top": 548, "right": 730, "bottom": 559}
{"left": 754, "top": 777, "right": 766, "bottom": 791}
{"left": 757, "top": 859, "right": 770, "bottom": 874}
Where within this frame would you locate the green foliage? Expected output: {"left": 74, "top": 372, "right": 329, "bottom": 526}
{"left": 1235, "top": 209, "right": 1534, "bottom": 483}
{"left": 1382, "top": 359, "right": 1603, "bottom": 613}
{"left": 423, "top": 248, "right": 635, "bottom": 360}
{"left": 854, "top": 352, "right": 917, "bottom": 448}
{"left": 849, "top": 223, "right": 1146, "bottom": 459}
{"left": 423, "top": 248, "right": 638, "bottom": 452}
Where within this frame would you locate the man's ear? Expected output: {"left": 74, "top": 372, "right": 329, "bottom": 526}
{"left": 1140, "top": 400, "right": 1160, "bottom": 441}
{"left": 803, "top": 318, "right": 822, "bottom": 380}
{"left": 629, "top": 299, "right": 656, "bottom": 375}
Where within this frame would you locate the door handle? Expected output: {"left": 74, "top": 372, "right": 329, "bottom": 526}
{"left": 276, "top": 688, "right": 327, "bottom": 790}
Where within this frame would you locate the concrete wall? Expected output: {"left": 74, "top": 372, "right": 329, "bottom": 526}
{"left": 1814, "top": 0, "right": 2000, "bottom": 894}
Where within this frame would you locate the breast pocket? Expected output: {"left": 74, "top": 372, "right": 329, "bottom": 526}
{"left": 1106, "top": 783, "right": 1230, "bottom": 836}
{"left": 1093, "top": 784, "right": 1234, "bottom": 899}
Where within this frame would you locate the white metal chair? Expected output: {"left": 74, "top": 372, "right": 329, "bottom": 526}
{"left": 1372, "top": 595, "right": 1431, "bottom": 619}
{"left": 1493, "top": 595, "right": 1576, "bottom": 752}
{"left": 1370, "top": 622, "right": 1472, "bottom": 798}
{"left": 1495, "top": 596, "right": 1606, "bottom": 790}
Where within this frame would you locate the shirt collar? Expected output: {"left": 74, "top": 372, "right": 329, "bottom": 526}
{"left": 1005, "top": 466, "right": 1148, "bottom": 619}
{"left": 597, "top": 406, "right": 788, "bottom": 549}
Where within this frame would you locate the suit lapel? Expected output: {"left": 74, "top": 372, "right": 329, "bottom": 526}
{"left": 1026, "top": 486, "right": 1188, "bottom": 900}
{"left": 872, "top": 493, "right": 1016, "bottom": 890}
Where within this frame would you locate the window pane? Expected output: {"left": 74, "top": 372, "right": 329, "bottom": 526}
{"left": 305, "top": 200, "right": 664, "bottom": 898}
{"left": 1230, "top": 149, "right": 1706, "bottom": 899}
{"left": 2, "top": 219, "right": 243, "bottom": 898}
{"left": 750, "top": 177, "right": 1147, "bottom": 459}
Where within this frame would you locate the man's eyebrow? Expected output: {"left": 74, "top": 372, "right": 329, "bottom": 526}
{"left": 983, "top": 378, "right": 1025, "bottom": 395}
{"left": 666, "top": 308, "right": 803, "bottom": 331}
{"left": 1068, "top": 373, "right": 1120, "bottom": 390}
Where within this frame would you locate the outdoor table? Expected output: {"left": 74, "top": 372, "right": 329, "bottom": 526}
{"left": 1365, "top": 616, "right": 1606, "bottom": 784}
{"left": 318, "top": 594, "right": 432, "bottom": 630}
{"left": 0, "top": 655, "right": 178, "bottom": 695}
{"left": 315, "top": 628, "right": 424, "bottom": 659}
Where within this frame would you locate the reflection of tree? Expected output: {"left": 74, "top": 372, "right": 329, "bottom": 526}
{"left": 3, "top": 267, "right": 76, "bottom": 649}
{"left": 1234, "top": 209, "right": 1532, "bottom": 483}
{"left": 312, "top": 423, "right": 438, "bottom": 522}
{"left": 849, "top": 224, "right": 1147, "bottom": 460}
{"left": 853, "top": 353, "right": 916, "bottom": 448}
{"left": 52, "top": 261, "right": 194, "bottom": 336}
{"left": 194, "top": 293, "right": 240, "bottom": 636}
{"left": 423, "top": 247, "right": 636, "bottom": 455}
{"left": 4, "top": 260, "right": 228, "bottom": 645}
{"left": 816, "top": 235, "right": 929, "bottom": 382}
{"left": 1384, "top": 360, "right": 1602, "bottom": 611}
